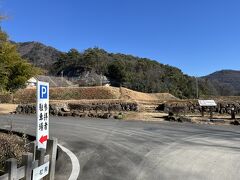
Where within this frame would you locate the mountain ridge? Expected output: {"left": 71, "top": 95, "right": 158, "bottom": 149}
{"left": 202, "top": 70, "right": 240, "bottom": 96}
{"left": 14, "top": 41, "right": 63, "bottom": 68}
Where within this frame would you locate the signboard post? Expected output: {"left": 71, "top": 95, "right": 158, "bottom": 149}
{"left": 37, "top": 81, "right": 49, "bottom": 149}
{"left": 198, "top": 100, "right": 217, "bottom": 107}
{"left": 198, "top": 100, "right": 217, "bottom": 119}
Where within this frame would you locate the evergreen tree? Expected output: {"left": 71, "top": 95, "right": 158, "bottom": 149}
{"left": 0, "top": 25, "right": 41, "bottom": 91}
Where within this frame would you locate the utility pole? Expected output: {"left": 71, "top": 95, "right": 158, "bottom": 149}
{"left": 195, "top": 76, "right": 199, "bottom": 99}
{"left": 100, "top": 72, "right": 102, "bottom": 86}
{"left": 61, "top": 70, "right": 63, "bottom": 87}
{"left": 96, "top": 52, "right": 103, "bottom": 86}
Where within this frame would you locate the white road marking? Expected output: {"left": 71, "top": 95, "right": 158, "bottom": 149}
{"left": 58, "top": 144, "right": 80, "bottom": 180}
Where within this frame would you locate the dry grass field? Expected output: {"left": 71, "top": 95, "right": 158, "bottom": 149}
{"left": 119, "top": 87, "right": 177, "bottom": 102}
{"left": 201, "top": 96, "right": 240, "bottom": 102}
{"left": 14, "top": 86, "right": 121, "bottom": 104}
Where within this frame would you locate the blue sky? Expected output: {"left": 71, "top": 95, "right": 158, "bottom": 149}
{"left": 1, "top": 0, "right": 240, "bottom": 76}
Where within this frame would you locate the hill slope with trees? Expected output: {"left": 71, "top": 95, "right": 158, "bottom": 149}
{"left": 14, "top": 42, "right": 218, "bottom": 98}
{"left": 15, "top": 41, "right": 240, "bottom": 98}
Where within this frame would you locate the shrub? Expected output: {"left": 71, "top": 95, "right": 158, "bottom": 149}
{"left": 0, "top": 92, "right": 13, "bottom": 103}
{"left": 0, "top": 133, "right": 29, "bottom": 173}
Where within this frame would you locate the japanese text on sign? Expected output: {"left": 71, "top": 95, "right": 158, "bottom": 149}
{"left": 32, "top": 161, "right": 49, "bottom": 180}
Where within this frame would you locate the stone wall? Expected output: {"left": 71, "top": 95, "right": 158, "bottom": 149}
{"left": 15, "top": 102, "right": 138, "bottom": 118}
{"left": 157, "top": 100, "right": 240, "bottom": 115}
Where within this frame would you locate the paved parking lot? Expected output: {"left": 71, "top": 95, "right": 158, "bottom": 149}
{"left": 1, "top": 115, "right": 240, "bottom": 180}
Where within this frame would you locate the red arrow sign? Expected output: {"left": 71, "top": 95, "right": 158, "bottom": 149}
{"left": 39, "top": 135, "right": 48, "bottom": 144}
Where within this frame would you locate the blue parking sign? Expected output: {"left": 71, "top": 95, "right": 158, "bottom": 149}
{"left": 40, "top": 85, "right": 48, "bottom": 99}
{"left": 37, "top": 81, "right": 49, "bottom": 149}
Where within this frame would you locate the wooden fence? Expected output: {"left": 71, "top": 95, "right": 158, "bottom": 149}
{"left": 0, "top": 138, "right": 58, "bottom": 180}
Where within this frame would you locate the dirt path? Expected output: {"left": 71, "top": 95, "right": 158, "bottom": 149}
{"left": 0, "top": 104, "right": 17, "bottom": 114}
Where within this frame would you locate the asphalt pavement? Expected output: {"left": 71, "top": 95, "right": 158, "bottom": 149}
{"left": 0, "top": 114, "right": 240, "bottom": 180}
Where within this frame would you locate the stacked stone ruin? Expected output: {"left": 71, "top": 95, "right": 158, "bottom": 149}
{"left": 158, "top": 101, "right": 240, "bottom": 115}
{"left": 15, "top": 102, "right": 139, "bottom": 118}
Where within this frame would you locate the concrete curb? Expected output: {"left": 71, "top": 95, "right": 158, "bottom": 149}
{"left": 58, "top": 144, "right": 80, "bottom": 180}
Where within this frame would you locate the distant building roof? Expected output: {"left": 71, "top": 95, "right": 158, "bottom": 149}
{"left": 76, "top": 71, "right": 110, "bottom": 86}
{"left": 36, "top": 75, "right": 74, "bottom": 87}
{"left": 27, "top": 75, "right": 74, "bottom": 87}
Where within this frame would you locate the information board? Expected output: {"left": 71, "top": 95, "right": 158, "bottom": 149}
{"left": 198, "top": 100, "right": 217, "bottom": 107}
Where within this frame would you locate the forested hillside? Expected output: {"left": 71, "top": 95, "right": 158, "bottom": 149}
{"left": 14, "top": 42, "right": 225, "bottom": 98}
{"left": 49, "top": 48, "right": 216, "bottom": 98}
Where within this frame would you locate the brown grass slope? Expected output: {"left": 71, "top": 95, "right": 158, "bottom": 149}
{"left": 120, "top": 87, "right": 177, "bottom": 102}
{"left": 13, "top": 86, "right": 177, "bottom": 104}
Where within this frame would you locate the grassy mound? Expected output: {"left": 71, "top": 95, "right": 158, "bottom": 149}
{"left": 14, "top": 86, "right": 121, "bottom": 104}
{"left": 120, "top": 87, "right": 177, "bottom": 102}
{"left": 13, "top": 86, "right": 177, "bottom": 104}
